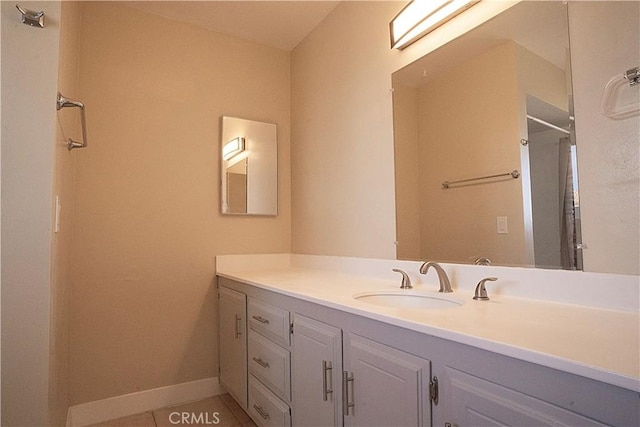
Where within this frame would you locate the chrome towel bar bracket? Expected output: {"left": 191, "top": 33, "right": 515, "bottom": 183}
{"left": 625, "top": 66, "right": 640, "bottom": 87}
{"left": 56, "top": 93, "right": 88, "bottom": 151}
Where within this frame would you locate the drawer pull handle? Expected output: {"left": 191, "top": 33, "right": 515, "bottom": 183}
{"left": 342, "top": 371, "right": 355, "bottom": 416}
{"left": 252, "top": 315, "right": 270, "bottom": 324}
{"left": 252, "top": 357, "right": 270, "bottom": 368}
{"left": 253, "top": 404, "right": 270, "bottom": 420}
{"left": 322, "top": 360, "right": 333, "bottom": 401}
{"left": 234, "top": 314, "right": 242, "bottom": 338}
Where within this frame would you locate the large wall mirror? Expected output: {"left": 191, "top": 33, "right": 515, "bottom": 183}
{"left": 221, "top": 116, "right": 277, "bottom": 215}
{"left": 393, "top": 1, "right": 582, "bottom": 270}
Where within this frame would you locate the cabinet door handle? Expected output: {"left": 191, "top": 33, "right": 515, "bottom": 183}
{"left": 252, "top": 315, "right": 270, "bottom": 324}
{"left": 253, "top": 404, "right": 271, "bottom": 420}
{"left": 322, "top": 360, "right": 333, "bottom": 401}
{"left": 252, "top": 356, "right": 270, "bottom": 368}
{"left": 430, "top": 376, "right": 439, "bottom": 405}
{"left": 342, "top": 371, "right": 355, "bottom": 416}
{"left": 234, "top": 315, "right": 242, "bottom": 338}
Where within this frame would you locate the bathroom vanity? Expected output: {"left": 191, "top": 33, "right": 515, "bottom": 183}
{"left": 216, "top": 254, "right": 639, "bottom": 427}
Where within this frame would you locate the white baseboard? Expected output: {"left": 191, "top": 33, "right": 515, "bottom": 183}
{"left": 66, "top": 377, "right": 223, "bottom": 427}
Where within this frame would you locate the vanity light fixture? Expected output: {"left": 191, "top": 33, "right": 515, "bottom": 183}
{"left": 223, "top": 137, "right": 245, "bottom": 160}
{"left": 390, "top": 0, "right": 479, "bottom": 50}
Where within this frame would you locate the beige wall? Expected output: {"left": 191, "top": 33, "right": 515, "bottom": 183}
{"left": 516, "top": 45, "right": 569, "bottom": 114}
{"left": 392, "top": 84, "right": 421, "bottom": 260}
{"left": 1, "top": 1, "right": 61, "bottom": 425}
{"left": 569, "top": 1, "right": 639, "bottom": 275}
{"left": 50, "top": 1, "right": 83, "bottom": 423}
{"left": 69, "top": 2, "right": 291, "bottom": 404}
{"left": 291, "top": 1, "right": 399, "bottom": 258}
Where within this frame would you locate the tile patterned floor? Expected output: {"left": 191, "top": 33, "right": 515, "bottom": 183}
{"left": 87, "top": 394, "right": 256, "bottom": 427}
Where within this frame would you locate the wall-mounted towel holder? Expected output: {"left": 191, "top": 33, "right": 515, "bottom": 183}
{"left": 601, "top": 66, "right": 639, "bottom": 119}
{"left": 625, "top": 67, "right": 640, "bottom": 86}
{"left": 56, "top": 93, "right": 88, "bottom": 151}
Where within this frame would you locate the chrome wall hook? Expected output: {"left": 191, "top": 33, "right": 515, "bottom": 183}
{"left": 16, "top": 4, "right": 45, "bottom": 28}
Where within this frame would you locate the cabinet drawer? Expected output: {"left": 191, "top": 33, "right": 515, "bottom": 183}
{"left": 248, "top": 297, "right": 290, "bottom": 347}
{"left": 248, "top": 330, "right": 291, "bottom": 401}
{"left": 249, "top": 376, "right": 291, "bottom": 427}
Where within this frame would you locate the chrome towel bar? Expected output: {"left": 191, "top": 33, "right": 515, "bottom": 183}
{"left": 442, "top": 170, "right": 520, "bottom": 189}
{"left": 56, "top": 93, "right": 88, "bottom": 151}
{"left": 526, "top": 114, "right": 570, "bottom": 135}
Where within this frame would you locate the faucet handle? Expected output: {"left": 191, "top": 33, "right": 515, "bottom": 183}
{"left": 473, "top": 277, "right": 497, "bottom": 301}
{"left": 474, "top": 257, "right": 491, "bottom": 266}
{"left": 392, "top": 269, "right": 412, "bottom": 289}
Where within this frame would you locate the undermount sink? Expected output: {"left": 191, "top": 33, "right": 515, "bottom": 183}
{"left": 353, "top": 290, "right": 464, "bottom": 309}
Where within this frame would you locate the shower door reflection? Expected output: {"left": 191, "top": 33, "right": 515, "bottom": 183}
{"left": 525, "top": 95, "right": 583, "bottom": 270}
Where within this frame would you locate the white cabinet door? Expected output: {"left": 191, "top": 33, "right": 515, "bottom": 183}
{"left": 446, "top": 367, "right": 607, "bottom": 427}
{"left": 219, "top": 286, "right": 248, "bottom": 408}
{"left": 343, "top": 333, "right": 432, "bottom": 427}
{"left": 292, "top": 314, "right": 343, "bottom": 427}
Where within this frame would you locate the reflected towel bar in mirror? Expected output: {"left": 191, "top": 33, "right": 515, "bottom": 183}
{"left": 442, "top": 170, "right": 520, "bottom": 189}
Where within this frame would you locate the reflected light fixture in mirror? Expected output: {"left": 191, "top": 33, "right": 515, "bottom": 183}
{"left": 223, "top": 137, "right": 245, "bottom": 160}
{"left": 390, "top": 0, "right": 479, "bottom": 49}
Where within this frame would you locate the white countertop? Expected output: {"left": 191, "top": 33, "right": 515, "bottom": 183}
{"left": 217, "top": 258, "right": 639, "bottom": 392}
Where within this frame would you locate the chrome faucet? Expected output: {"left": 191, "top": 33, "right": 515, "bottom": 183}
{"left": 419, "top": 261, "right": 453, "bottom": 293}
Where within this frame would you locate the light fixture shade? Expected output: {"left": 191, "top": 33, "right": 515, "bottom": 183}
{"left": 223, "top": 137, "right": 245, "bottom": 160}
{"left": 390, "top": 0, "right": 479, "bottom": 50}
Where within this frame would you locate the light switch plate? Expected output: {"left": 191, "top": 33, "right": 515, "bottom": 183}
{"left": 55, "top": 196, "right": 61, "bottom": 233}
{"left": 497, "top": 216, "right": 508, "bottom": 234}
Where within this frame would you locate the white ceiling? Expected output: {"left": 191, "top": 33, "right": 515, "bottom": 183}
{"left": 124, "top": 1, "right": 341, "bottom": 51}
